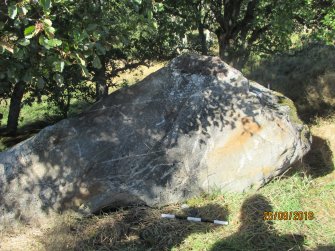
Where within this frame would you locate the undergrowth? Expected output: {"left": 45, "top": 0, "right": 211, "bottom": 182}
{"left": 247, "top": 44, "right": 335, "bottom": 123}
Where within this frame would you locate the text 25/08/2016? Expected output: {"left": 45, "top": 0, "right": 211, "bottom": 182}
{"left": 263, "top": 211, "right": 314, "bottom": 220}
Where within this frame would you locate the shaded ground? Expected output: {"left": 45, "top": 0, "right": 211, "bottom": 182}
{"left": 1, "top": 177, "right": 334, "bottom": 251}
{"left": 210, "top": 194, "right": 305, "bottom": 251}
{"left": 1, "top": 49, "right": 335, "bottom": 250}
{"left": 247, "top": 44, "right": 335, "bottom": 123}
{"left": 1, "top": 113, "right": 334, "bottom": 250}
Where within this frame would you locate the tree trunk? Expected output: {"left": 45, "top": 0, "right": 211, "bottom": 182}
{"left": 198, "top": 23, "right": 208, "bottom": 55}
{"left": 94, "top": 57, "right": 108, "bottom": 101}
{"left": 217, "top": 29, "right": 231, "bottom": 63}
{"left": 6, "top": 82, "right": 25, "bottom": 135}
{"left": 61, "top": 85, "right": 71, "bottom": 119}
{"left": 234, "top": 49, "right": 250, "bottom": 70}
{"left": 217, "top": 29, "right": 249, "bottom": 70}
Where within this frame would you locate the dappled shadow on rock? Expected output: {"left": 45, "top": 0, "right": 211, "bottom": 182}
{"left": 210, "top": 194, "right": 305, "bottom": 251}
{"left": 0, "top": 54, "right": 310, "bottom": 226}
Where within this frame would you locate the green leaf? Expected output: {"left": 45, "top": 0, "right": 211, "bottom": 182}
{"left": 147, "top": 10, "right": 153, "bottom": 19}
{"left": 0, "top": 22, "right": 4, "bottom": 30}
{"left": 39, "top": 0, "right": 52, "bottom": 10}
{"left": 47, "top": 38, "right": 62, "bottom": 47}
{"left": 19, "top": 6, "right": 28, "bottom": 16}
{"left": 43, "top": 19, "right": 52, "bottom": 27}
{"left": 95, "top": 43, "right": 106, "bottom": 55}
{"left": 156, "top": 3, "right": 164, "bottom": 12}
{"left": 8, "top": 5, "right": 18, "bottom": 19}
{"left": 39, "top": 35, "right": 49, "bottom": 48}
{"left": 14, "top": 19, "right": 21, "bottom": 28}
{"left": 39, "top": 35, "right": 61, "bottom": 49}
{"left": 75, "top": 53, "right": 86, "bottom": 66}
{"left": 45, "top": 26, "right": 56, "bottom": 38}
{"left": 92, "top": 54, "right": 102, "bottom": 69}
{"left": 24, "top": 25, "right": 36, "bottom": 38}
{"left": 37, "top": 77, "right": 45, "bottom": 89}
{"left": 87, "top": 23, "right": 98, "bottom": 32}
{"left": 23, "top": 70, "right": 32, "bottom": 82}
{"left": 18, "top": 38, "right": 31, "bottom": 46}
{"left": 53, "top": 73, "right": 64, "bottom": 86}
{"left": 53, "top": 61, "right": 65, "bottom": 72}
{"left": 92, "top": 31, "right": 101, "bottom": 40}
{"left": 13, "top": 47, "right": 24, "bottom": 60}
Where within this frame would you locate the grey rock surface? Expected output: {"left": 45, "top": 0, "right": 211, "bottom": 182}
{"left": 0, "top": 54, "right": 311, "bottom": 223}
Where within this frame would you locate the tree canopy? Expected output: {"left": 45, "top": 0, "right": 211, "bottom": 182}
{"left": 0, "top": 0, "right": 160, "bottom": 133}
{"left": 0, "top": 0, "right": 334, "bottom": 134}
{"left": 159, "top": 0, "right": 334, "bottom": 67}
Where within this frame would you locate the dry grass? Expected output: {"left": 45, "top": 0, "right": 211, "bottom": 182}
{"left": 111, "top": 61, "right": 166, "bottom": 91}
{"left": 247, "top": 44, "right": 335, "bottom": 122}
{"left": 1, "top": 48, "right": 335, "bottom": 250}
{"left": 1, "top": 140, "right": 334, "bottom": 251}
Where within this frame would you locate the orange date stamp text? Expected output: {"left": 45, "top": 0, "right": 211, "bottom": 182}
{"left": 263, "top": 211, "right": 314, "bottom": 221}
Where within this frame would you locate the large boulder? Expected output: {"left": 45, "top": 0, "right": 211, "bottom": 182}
{"left": 0, "top": 55, "right": 311, "bottom": 223}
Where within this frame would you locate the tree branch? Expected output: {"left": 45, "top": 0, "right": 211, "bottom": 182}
{"left": 248, "top": 24, "right": 270, "bottom": 44}
{"left": 160, "top": 3, "right": 189, "bottom": 20}
{"left": 233, "top": 0, "right": 259, "bottom": 39}
{"left": 210, "top": 0, "right": 225, "bottom": 31}
{"left": 223, "top": 0, "right": 243, "bottom": 33}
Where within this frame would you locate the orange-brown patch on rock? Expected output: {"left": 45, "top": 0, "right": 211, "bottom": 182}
{"left": 261, "top": 166, "right": 273, "bottom": 177}
{"left": 209, "top": 117, "right": 262, "bottom": 158}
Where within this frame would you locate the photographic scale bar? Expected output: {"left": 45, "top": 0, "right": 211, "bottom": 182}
{"left": 161, "top": 214, "right": 228, "bottom": 225}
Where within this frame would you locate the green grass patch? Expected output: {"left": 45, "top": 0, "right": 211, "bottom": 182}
{"left": 1, "top": 54, "right": 334, "bottom": 250}
{"left": 2, "top": 167, "right": 333, "bottom": 251}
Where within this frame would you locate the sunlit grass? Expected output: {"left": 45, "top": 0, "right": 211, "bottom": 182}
{"left": 0, "top": 57, "right": 334, "bottom": 250}
{"left": 1, "top": 137, "right": 334, "bottom": 251}
{"left": 2, "top": 167, "right": 333, "bottom": 250}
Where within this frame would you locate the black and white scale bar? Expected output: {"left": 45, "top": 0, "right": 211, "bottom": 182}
{"left": 161, "top": 214, "right": 228, "bottom": 225}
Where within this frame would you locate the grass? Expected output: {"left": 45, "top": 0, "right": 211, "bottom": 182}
{"left": 1, "top": 49, "right": 335, "bottom": 250}
{"left": 246, "top": 44, "right": 335, "bottom": 123}
{"left": 1, "top": 107, "right": 334, "bottom": 251}
{"left": 1, "top": 155, "right": 334, "bottom": 250}
{"left": 0, "top": 61, "right": 166, "bottom": 152}
{"left": 0, "top": 97, "right": 89, "bottom": 151}
{"left": 112, "top": 61, "right": 166, "bottom": 89}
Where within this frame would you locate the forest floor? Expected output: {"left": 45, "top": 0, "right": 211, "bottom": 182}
{"left": 0, "top": 59, "right": 335, "bottom": 251}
